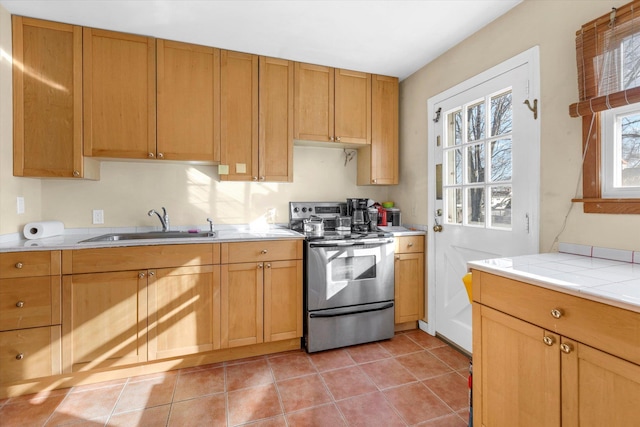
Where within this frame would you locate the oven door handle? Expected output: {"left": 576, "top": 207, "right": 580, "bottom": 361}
{"left": 308, "top": 238, "right": 394, "bottom": 248}
{"left": 309, "top": 302, "right": 394, "bottom": 318}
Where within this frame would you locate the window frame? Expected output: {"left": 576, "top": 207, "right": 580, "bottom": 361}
{"left": 601, "top": 103, "right": 640, "bottom": 198}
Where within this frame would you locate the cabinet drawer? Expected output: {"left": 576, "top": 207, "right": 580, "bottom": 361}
{"left": 0, "top": 277, "right": 61, "bottom": 331}
{"left": 394, "top": 235, "right": 424, "bottom": 254}
{"left": 0, "top": 251, "right": 60, "bottom": 278}
{"left": 221, "top": 240, "right": 302, "bottom": 264}
{"left": 64, "top": 244, "right": 220, "bottom": 274}
{"left": 0, "top": 326, "right": 61, "bottom": 384}
{"left": 475, "top": 271, "right": 640, "bottom": 365}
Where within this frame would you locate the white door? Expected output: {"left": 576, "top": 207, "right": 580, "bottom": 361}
{"left": 427, "top": 48, "right": 540, "bottom": 353}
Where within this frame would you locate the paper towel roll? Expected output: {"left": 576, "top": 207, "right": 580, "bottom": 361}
{"left": 23, "top": 221, "right": 65, "bottom": 240}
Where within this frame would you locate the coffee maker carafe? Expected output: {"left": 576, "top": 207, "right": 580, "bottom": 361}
{"left": 346, "top": 198, "right": 371, "bottom": 232}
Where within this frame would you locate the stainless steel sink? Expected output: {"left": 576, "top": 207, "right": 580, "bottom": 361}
{"left": 79, "top": 230, "right": 217, "bottom": 243}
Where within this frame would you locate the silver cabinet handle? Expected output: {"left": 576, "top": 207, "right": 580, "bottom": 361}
{"left": 148, "top": 152, "right": 155, "bottom": 158}
{"left": 543, "top": 336, "right": 554, "bottom": 346}
{"left": 149, "top": 271, "right": 155, "bottom": 277}
{"left": 560, "top": 343, "right": 573, "bottom": 354}
{"left": 16, "top": 353, "right": 24, "bottom": 360}
{"left": 157, "top": 153, "right": 164, "bottom": 159}
{"left": 261, "top": 249, "right": 268, "bottom": 254}
{"left": 258, "top": 263, "right": 263, "bottom": 269}
{"left": 139, "top": 272, "right": 146, "bottom": 278}
{"left": 73, "top": 170, "right": 80, "bottom": 177}
{"left": 16, "top": 301, "right": 25, "bottom": 308}
{"left": 266, "top": 263, "right": 271, "bottom": 268}
{"left": 15, "top": 262, "right": 23, "bottom": 269}
{"left": 550, "top": 309, "right": 563, "bottom": 319}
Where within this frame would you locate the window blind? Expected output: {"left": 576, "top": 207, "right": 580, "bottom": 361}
{"left": 570, "top": 0, "right": 640, "bottom": 117}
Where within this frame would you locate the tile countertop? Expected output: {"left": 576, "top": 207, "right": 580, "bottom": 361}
{"left": 468, "top": 252, "right": 640, "bottom": 314}
{"left": 379, "top": 226, "right": 426, "bottom": 236}
{"left": 0, "top": 225, "right": 304, "bottom": 253}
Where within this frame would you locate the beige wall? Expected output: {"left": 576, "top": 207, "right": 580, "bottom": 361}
{"left": 397, "top": 0, "right": 640, "bottom": 252}
{"left": 40, "top": 146, "right": 389, "bottom": 228}
{"left": 0, "top": 5, "right": 41, "bottom": 235}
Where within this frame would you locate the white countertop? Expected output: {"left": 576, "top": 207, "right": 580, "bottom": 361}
{"left": 379, "top": 226, "right": 426, "bottom": 236}
{"left": 469, "top": 252, "right": 640, "bottom": 314}
{"left": 0, "top": 225, "right": 304, "bottom": 253}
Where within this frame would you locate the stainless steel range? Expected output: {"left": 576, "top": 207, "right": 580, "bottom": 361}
{"left": 290, "top": 201, "right": 395, "bottom": 353}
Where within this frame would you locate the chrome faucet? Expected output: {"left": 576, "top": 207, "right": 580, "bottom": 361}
{"left": 148, "top": 207, "right": 170, "bottom": 231}
{"left": 206, "top": 217, "right": 215, "bottom": 233}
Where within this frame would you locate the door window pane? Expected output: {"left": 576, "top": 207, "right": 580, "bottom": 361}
{"left": 490, "top": 186, "right": 512, "bottom": 229}
{"left": 467, "top": 101, "right": 485, "bottom": 141}
{"left": 446, "top": 188, "right": 462, "bottom": 224}
{"left": 447, "top": 109, "right": 462, "bottom": 147}
{"left": 491, "top": 91, "right": 512, "bottom": 136}
{"left": 467, "top": 143, "right": 485, "bottom": 183}
{"left": 445, "top": 148, "right": 463, "bottom": 185}
{"left": 467, "top": 187, "right": 485, "bottom": 226}
{"left": 490, "top": 138, "right": 512, "bottom": 182}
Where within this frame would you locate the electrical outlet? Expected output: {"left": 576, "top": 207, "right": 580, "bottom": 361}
{"left": 92, "top": 209, "right": 104, "bottom": 225}
{"left": 17, "top": 197, "right": 25, "bottom": 214}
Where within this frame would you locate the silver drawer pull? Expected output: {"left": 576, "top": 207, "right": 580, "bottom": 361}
{"left": 560, "top": 343, "right": 573, "bottom": 354}
{"left": 15, "top": 262, "right": 23, "bottom": 269}
{"left": 16, "top": 353, "right": 24, "bottom": 360}
{"left": 550, "top": 309, "right": 563, "bottom": 319}
{"left": 261, "top": 249, "right": 268, "bottom": 254}
{"left": 16, "top": 301, "right": 25, "bottom": 308}
{"left": 543, "top": 336, "right": 554, "bottom": 346}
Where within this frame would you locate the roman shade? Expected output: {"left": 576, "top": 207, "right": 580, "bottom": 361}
{"left": 570, "top": 0, "right": 640, "bottom": 117}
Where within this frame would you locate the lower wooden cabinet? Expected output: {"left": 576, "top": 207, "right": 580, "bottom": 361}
{"left": 62, "top": 271, "right": 148, "bottom": 372}
{"left": 220, "top": 241, "right": 303, "bottom": 348}
{"left": 0, "top": 326, "right": 61, "bottom": 384}
{"left": 147, "top": 266, "right": 221, "bottom": 360}
{"left": 394, "top": 235, "right": 425, "bottom": 324}
{"left": 473, "top": 270, "right": 640, "bottom": 427}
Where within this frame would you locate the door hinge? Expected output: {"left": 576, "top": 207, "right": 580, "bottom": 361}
{"left": 525, "top": 213, "right": 530, "bottom": 234}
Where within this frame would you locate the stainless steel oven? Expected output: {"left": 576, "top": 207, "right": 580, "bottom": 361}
{"left": 290, "top": 202, "right": 396, "bottom": 353}
{"left": 305, "top": 237, "right": 395, "bottom": 352}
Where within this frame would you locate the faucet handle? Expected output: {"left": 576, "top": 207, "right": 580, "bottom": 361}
{"left": 206, "top": 218, "right": 215, "bottom": 233}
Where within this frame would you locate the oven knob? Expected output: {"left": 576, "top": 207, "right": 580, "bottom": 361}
{"left": 309, "top": 207, "right": 313, "bottom": 212}
{"left": 302, "top": 207, "right": 307, "bottom": 212}
{"left": 293, "top": 207, "right": 299, "bottom": 213}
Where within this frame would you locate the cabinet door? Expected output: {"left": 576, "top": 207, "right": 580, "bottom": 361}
{"left": 221, "top": 263, "right": 263, "bottom": 348}
{"left": 83, "top": 28, "right": 156, "bottom": 159}
{"left": 12, "top": 17, "right": 92, "bottom": 178}
{"left": 147, "top": 266, "right": 221, "bottom": 360}
{"left": 220, "top": 50, "right": 258, "bottom": 181}
{"left": 62, "top": 271, "right": 148, "bottom": 372}
{"left": 264, "top": 260, "right": 302, "bottom": 342}
{"left": 259, "top": 56, "right": 294, "bottom": 182}
{"left": 358, "top": 75, "right": 398, "bottom": 185}
{"left": 561, "top": 339, "right": 640, "bottom": 427}
{"left": 294, "top": 62, "right": 334, "bottom": 142}
{"left": 394, "top": 253, "right": 424, "bottom": 323}
{"left": 334, "top": 68, "right": 371, "bottom": 144}
{"left": 0, "top": 326, "right": 61, "bottom": 384}
{"left": 157, "top": 40, "right": 220, "bottom": 162}
{"left": 474, "top": 305, "right": 561, "bottom": 427}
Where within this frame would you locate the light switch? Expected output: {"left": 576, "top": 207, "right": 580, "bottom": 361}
{"left": 17, "top": 197, "right": 24, "bottom": 214}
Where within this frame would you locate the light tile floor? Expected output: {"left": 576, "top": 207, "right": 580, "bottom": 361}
{"left": 0, "top": 330, "right": 471, "bottom": 426}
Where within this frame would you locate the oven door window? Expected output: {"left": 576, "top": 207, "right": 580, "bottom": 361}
{"left": 330, "top": 255, "right": 376, "bottom": 282}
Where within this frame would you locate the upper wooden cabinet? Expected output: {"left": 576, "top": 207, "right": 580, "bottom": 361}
{"left": 83, "top": 28, "right": 156, "bottom": 159}
{"left": 295, "top": 63, "right": 371, "bottom": 145}
{"left": 157, "top": 40, "right": 220, "bottom": 162}
{"left": 12, "top": 17, "right": 98, "bottom": 179}
{"left": 258, "top": 56, "right": 294, "bottom": 182}
{"left": 219, "top": 50, "right": 259, "bottom": 181}
{"left": 358, "top": 75, "right": 399, "bottom": 185}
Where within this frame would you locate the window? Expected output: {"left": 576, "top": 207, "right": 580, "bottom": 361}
{"left": 443, "top": 89, "right": 513, "bottom": 229}
{"left": 569, "top": 0, "right": 640, "bottom": 213}
{"left": 602, "top": 104, "right": 640, "bottom": 198}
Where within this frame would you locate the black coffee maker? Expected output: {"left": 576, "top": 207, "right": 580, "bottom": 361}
{"left": 346, "top": 198, "right": 372, "bottom": 232}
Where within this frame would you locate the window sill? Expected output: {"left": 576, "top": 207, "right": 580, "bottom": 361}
{"left": 572, "top": 198, "right": 640, "bottom": 214}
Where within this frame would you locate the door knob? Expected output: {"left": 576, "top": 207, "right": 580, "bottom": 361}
{"left": 433, "top": 218, "right": 443, "bottom": 232}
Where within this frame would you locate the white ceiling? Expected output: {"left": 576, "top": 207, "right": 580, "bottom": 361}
{"left": 0, "top": 0, "right": 522, "bottom": 80}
